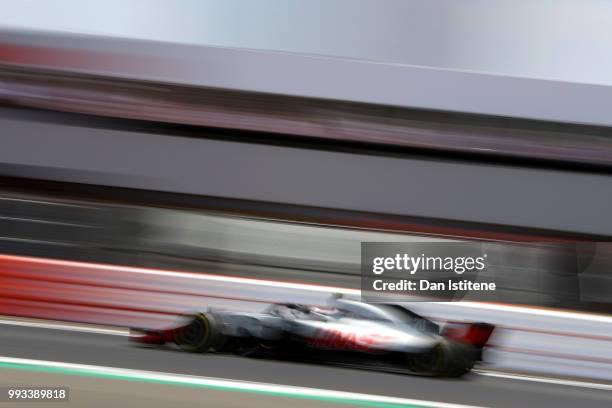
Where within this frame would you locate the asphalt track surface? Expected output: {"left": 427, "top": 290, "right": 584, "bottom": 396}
{"left": 0, "top": 368, "right": 347, "bottom": 408}
{"left": 1, "top": 325, "right": 610, "bottom": 408}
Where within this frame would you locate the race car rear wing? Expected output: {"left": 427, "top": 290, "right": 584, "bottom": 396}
{"left": 441, "top": 322, "right": 495, "bottom": 349}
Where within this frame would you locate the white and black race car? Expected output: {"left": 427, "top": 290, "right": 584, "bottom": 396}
{"left": 131, "top": 295, "right": 494, "bottom": 377}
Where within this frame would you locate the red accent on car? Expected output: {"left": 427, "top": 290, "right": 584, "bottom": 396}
{"left": 131, "top": 329, "right": 167, "bottom": 345}
{"left": 442, "top": 322, "right": 495, "bottom": 348}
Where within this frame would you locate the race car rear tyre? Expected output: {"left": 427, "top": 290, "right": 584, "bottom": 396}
{"left": 406, "top": 340, "right": 475, "bottom": 377}
{"left": 437, "top": 340, "right": 476, "bottom": 377}
{"left": 173, "top": 313, "right": 224, "bottom": 353}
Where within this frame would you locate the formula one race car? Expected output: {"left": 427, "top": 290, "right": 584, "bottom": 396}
{"left": 131, "top": 295, "right": 494, "bottom": 377}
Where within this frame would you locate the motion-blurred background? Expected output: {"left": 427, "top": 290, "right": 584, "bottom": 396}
{"left": 1, "top": 1, "right": 611, "bottom": 407}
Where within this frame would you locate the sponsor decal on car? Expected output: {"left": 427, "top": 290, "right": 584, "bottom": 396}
{"left": 309, "top": 328, "right": 395, "bottom": 352}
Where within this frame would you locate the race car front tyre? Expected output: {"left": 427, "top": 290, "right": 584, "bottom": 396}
{"left": 173, "top": 313, "right": 224, "bottom": 353}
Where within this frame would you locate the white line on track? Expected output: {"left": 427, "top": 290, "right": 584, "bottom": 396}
{"left": 0, "top": 356, "right": 483, "bottom": 408}
{"left": 474, "top": 370, "right": 612, "bottom": 391}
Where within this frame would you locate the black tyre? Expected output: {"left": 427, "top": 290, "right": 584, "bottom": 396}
{"left": 173, "top": 313, "right": 224, "bottom": 353}
{"left": 406, "top": 340, "right": 475, "bottom": 377}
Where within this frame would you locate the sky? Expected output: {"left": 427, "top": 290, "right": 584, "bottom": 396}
{"left": 1, "top": 0, "right": 611, "bottom": 85}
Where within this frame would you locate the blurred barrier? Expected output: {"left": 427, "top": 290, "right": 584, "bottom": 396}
{"left": 3, "top": 109, "right": 612, "bottom": 236}
{"left": 1, "top": 253, "right": 611, "bottom": 382}
{"left": 0, "top": 253, "right": 332, "bottom": 328}
{"left": 4, "top": 65, "right": 612, "bottom": 168}
{"left": 1, "top": 193, "right": 611, "bottom": 310}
